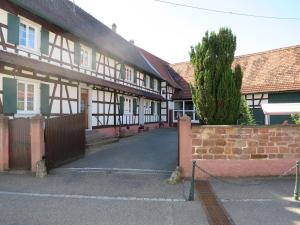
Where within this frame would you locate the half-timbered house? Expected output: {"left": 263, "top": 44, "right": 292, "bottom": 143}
{"left": 0, "top": 0, "right": 176, "bottom": 136}
{"left": 171, "top": 45, "right": 300, "bottom": 125}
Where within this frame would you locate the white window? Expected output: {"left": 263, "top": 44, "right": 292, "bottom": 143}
{"left": 124, "top": 97, "right": 132, "bottom": 114}
{"left": 80, "top": 45, "right": 91, "bottom": 68}
{"left": 174, "top": 100, "right": 198, "bottom": 123}
{"left": 18, "top": 17, "right": 40, "bottom": 52}
{"left": 125, "top": 67, "right": 133, "bottom": 82}
{"left": 17, "top": 81, "right": 38, "bottom": 114}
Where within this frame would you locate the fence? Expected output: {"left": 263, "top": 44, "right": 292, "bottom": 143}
{"left": 0, "top": 114, "right": 85, "bottom": 172}
{"left": 45, "top": 114, "right": 85, "bottom": 169}
{"left": 179, "top": 115, "right": 300, "bottom": 178}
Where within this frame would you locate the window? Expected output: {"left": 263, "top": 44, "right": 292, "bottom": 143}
{"left": 173, "top": 100, "right": 198, "bottom": 122}
{"left": 19, "top": 18, "right": 40, "bottom": 51}
{"left": 125, "top": 68, "right": 133, "bottom": 82}
{"left": 17, "top": 81, "right": 36, "bottom": 113}
{"left": 80, "top": 45, "right": 91, "bottom": 68}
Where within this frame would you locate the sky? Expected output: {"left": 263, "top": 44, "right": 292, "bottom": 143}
{"left": 74, "top": 0, "right": 300, "bottom": 64}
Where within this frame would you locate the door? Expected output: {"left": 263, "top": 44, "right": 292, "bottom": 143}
{"left": 9, "top": 118, "right": 31, "bottom": 170}
{"left": 80, "top": 89, "right": 89, "bottom": 129}
{"left": 169, "top": 109, "right": 173, "bottom": 127}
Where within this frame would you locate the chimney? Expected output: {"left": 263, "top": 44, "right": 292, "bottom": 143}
{"left": 112, "top": 23, "right": 117, "bottom": 33}
{"left": 129, "top": 39, "right": 134, "bottom": 45}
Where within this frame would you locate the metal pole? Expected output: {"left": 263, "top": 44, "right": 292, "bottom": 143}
{"left": 294, "top": 161, "right": 299, "bottom": 201}
{"left": 188, "top": 160, "right": 196, "bottom": 201}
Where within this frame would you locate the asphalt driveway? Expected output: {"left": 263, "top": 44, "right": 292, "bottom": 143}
{"left": 63, "top": 128, "right": 178, "bottom": 171}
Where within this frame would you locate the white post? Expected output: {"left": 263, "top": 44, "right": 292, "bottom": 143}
{"left": 139, "top": 97, "right": 145, "bottom": 125}
{"left": 265, "top": 114, "right": 270, "bottom": 125}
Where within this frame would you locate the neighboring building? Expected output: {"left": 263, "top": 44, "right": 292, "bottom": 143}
{"left": 0, "top": 0, "right": 177, "bottom": 134}
{"left": 171, "top": 45, "right": 300, "bottom": 125}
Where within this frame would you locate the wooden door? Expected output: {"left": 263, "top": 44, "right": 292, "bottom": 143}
{"left": 9, "top": 118, "right": 31, "bottom": 170}
{"left": 169, "top": 109, "right": 173, "bottom": 127}
{"left": 80, "top": 89, "right": 89, "bottom": 129}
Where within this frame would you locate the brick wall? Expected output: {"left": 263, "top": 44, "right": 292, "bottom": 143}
{"left": 179, "top": 116, "right": 299, "bottom": 178}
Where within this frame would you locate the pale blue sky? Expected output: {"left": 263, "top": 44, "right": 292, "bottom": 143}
{"left": 75, "top": 0, "right": 300, "bottom": 63}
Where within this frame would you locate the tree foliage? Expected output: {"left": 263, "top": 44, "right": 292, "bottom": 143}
{"left": 291, "top": 114, "right": 300, "bottom": 124}
{"left": 239, "top": 96, "right": 255, "bottom": 125}
{"left": 190, "top": 27, "right": 243, "bottom": 125}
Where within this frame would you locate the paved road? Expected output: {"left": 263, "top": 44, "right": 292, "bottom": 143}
{"left": 64, "top": 128, "right": 178, "bottom": 171}
{"left": 0, "top": 171, "right": 209, "bottom": 225}
{"left": 210, "top": 177, "right": 300, "bottom": 225}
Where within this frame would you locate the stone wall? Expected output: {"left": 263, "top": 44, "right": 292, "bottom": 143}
{"left": 191, "top": 125, "right": 300, "bottom": 160}
{"left": 179, "top": 116, "right": 300, "bottom": 178}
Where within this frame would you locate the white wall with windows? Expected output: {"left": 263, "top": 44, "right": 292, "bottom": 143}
{"left": 173, "top": 100, "right": 198, "bottom": 123}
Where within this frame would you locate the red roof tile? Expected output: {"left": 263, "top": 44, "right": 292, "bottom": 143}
{"left": 138, "top": 48, "right": 181, "bottom": 89}
{"left": 171, "top": 45, "right": 300, "bottom": 99}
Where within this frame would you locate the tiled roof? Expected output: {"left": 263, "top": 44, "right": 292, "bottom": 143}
{"left": 170, "top": 62, "right": 194, "bottom": 99}
{"left": 234, "top": 45, "right": 300, "bottom": 94}
{"left": 9, "top": 0, "right": 161, "bottom": 79}
{"left": 171, "top": 45, "right": 300, "bottom": 99}
{"left": 138, "top": 48, "right": 181, "bottom": 89}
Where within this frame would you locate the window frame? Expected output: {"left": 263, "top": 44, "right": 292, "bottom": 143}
{"left": 18, "top": 16, "right": 41, "bottom": 54}
{"left": 173, "top": 100, "right": 199, "bottom": 123}
{"left": 17, "top": 80, "right": 39, "bottom": 115}
{"left": 79, "top": 44, "right": 92, "bottom": 69}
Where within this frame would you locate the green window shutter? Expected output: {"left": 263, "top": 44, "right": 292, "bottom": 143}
{"left": 74, "top": 42, "right": 81, "bottom": 65}
{"left": 133, "top": 98, "right": 137, "bottom": 115}
{"left": 120, "top": 64, "right": 125, "bottom": 79}
{"left": 158, "top": 81, "right": 161, "bottom": 92}
{"left": 3, "top": 77, "right": 17, "bottom": 114}
{"left": 119, "top": 96, "right": 125, "bottom": 115}
{"left": 133, "top": 70, "right": 137, "bottom": 84}
{"left": 143, "top": 75, "right": 147, "bottom": 86}
{"left": 151, "top": 101, "right": 154, "bottom": 115}
{"left": 40, "top": 28, "right": 49, "bottom": 55}
{"left": 150, "top": 77, "right": 154, "bottom": 89}
{"left": 157, "top": 102, "right": 161, "bottom": 115}
{"left": 40, "top": 83, "right": 50, "bottom": 115}
{"left": 7, "top": 13, "right": 20, "bottom": 45}
{"left": 92, "top": 49, "right": 96, "bottom": 70}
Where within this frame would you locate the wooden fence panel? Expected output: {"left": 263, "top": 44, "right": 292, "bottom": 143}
{"left": 9, "top": 118, "right": 31, "bottom": 170}
{"left": 44, "top": 114, "right": 85, "bottom": 169}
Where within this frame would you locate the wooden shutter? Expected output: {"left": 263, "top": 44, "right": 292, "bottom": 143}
{"left": 150, "top": 77, "right": 154, "bottom": 89}
{"left": 151, "top": 101, "right": 154, "bottom": 115}
{"left": 120, "top": 64, "right": 125, "bottom": 79}
{"left": 40, "top": 83, "right": 50, "bottom": 115}
{"left": 119, "top": 96, "right": 125, "bottom": 115}
{"left": 133, "top": 70, "right": 137, "bottom": 84}
{"left": 74, "top": 42, "right": 81, "bottom": 65}
{"left": 3, "top": 77, "right": 17, "bottom": 114}
{"left": 143, "top": 75, "right": 147, "bottom": 86}
{"left": 157, "top": 102, "right": 161, "bottom": 115}
{"left": 133, "top": 98, "right": 137, "bottom": 115}
{"left": 157, "top": 81, "right": 161, "bottom": 92}
{"left": 92, "top": 49, "right": 96, "bottom": 70}
{"left": 41, "top": 28, "right": 49, "bottom": 55}
{"left": 7, "top": 13, "right": 19, "bottom": 45}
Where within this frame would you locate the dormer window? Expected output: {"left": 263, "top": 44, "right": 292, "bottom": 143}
{"left": 80, "top": 45, "right": 92, "bottom": 68}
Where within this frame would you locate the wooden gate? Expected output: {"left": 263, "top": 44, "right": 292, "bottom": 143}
{"left": 9, "top": 118, "right": 31, "bottom": 170}
{"left": 44, "top": 114, "right": 85, "bottom": 169}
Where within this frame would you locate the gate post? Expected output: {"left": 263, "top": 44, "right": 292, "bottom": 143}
{"left": 30, "top": 116, "right": 45, "bottom": 172}
{"left": 0, "top": 116, "right": 9, "bottom": 171}
{"left": 178, "top": 115, "right": 192, "bottom": 178}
